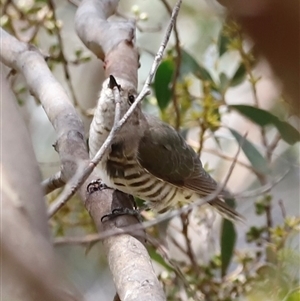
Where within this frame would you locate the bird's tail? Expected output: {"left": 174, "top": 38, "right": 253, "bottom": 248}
{"left": 208, "top": 198, "right": 245, "bottom": 223}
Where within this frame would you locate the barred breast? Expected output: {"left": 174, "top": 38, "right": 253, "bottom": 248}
{"left": 103, "top": 141, "right": 195, "bottom": 212}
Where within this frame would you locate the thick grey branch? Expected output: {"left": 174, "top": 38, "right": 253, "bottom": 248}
{"left": 75, "top": 0, "right": 135, "bottom": 59}
{"left": 75, "top": 0, "right": 138, "bottom": 85}
{"left": 0, "top": 28, "right": 88, "bottom": 182}
{"left": 86, "top": 189, "right": 165, "bottom": 301}
{"left": 0, "top": 70, "right": 83, "bottom": 301}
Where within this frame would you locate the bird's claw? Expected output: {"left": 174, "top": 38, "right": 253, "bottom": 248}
{"left": 101, "top": 207, "right": 143, "bottom": 223}
{"left": 87, "top": 179, "right": 111, "bottom": 194}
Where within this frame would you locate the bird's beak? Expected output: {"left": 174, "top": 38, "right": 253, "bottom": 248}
{"left": 108, "top": 75, "right": 120, "bottom": 90}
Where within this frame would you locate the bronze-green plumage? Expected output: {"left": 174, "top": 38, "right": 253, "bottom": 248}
{"left": 89, "top": 75, "right": 241, "bottom": 220}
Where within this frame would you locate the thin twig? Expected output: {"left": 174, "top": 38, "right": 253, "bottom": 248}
{"left": 161, "top": 0, "right": 181, "bottom": 130}
{"left": 47, "top": 162, "right": 90, "bottom": 217}
{"left": 265, "top": 202, "right": 272, "bottom": 241}
{"left": 168, "top": 234, "right": 187, "bottom": 256}
{"left": 136, "top": 24, "right": 163, "bottom": 33}
{"left": 278, "top": 199, "right": 286, "bottom": 219}
{"left": 146, "top": 235, "right": 204, "bottom": 299}
{"left": 197, "top": 122, "right": 206, "bottom": 155}
{"left": 237, "top": 33, "right": 269, "bottom": 162}
{"left": 54, "top": 233, "right": 102, "bottom": 246}
{"left": 218, "top": 133, "right": 247, "bottom": 195}
{"left": 180, "top": 212, "right": 199, "bottom": 272}
{"left": 116, "top": 11, "right": 162, "bottom": 33}
{"left": 53, "top": 189, "right": 208, "bottom": 242}
{"left": 48, "top": 0, "right": 80, "bottom": 110}
{"left": 41, "top": 171, "right": 65, "bottom": 194}
{"left": 266, "top": 132, "right": 281, "bottom": 161}
{"left": 67, "top": 0, "right": 80, "bottom": 6}
{"left": 202, "top": 147, "right": 266, "bottom": 181}
{"left": 235, "top": 169, "right": 290, "bottom": 199}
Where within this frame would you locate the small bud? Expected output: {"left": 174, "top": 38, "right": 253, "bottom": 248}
{"left": 160, "top": 271, "right": 169, "bottom": 279}
{"left": 44, "top": 20, "right": 55, "bottom": 31}
{"left": 0, "top": 15, "right": 8, "bottom": 26}
{"left": 139, "top": 12, "right": 148, "bottom": 21}
{"left": 55, "top": 20, "right": 63, "bottom": 29}
{"left": 131, "top": 5, "right": 140, "bottom": 15}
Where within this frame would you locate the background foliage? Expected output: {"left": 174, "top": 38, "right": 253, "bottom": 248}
{"left": 2, "top": 0, "right": 299, "bottom": 300}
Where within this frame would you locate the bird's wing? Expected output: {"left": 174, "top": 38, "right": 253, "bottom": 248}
{"left": 137, "top": 114, "right": 219, "bottom": 197}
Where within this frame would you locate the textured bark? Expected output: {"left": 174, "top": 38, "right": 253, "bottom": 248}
{"left": 0, "top": 29, "right": 89, "bottom": 182}
{"left": 75, "top": 0, "right": 139, "bottom": 84}
{"left": 0, "top": 70, "right": 83, "bottom": 301}
{"left": 86, "top": 189, "right": 165, "bottom": 301}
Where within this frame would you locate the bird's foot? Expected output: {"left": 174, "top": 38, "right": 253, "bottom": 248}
{"left": 86, "top": 182, "right": 144, "bottom": 222}
{"left": 87, "top": 179, "right": 112, "bottom": 194}
{"left": 101, "top": 207, "right": 143, "bottom": 223}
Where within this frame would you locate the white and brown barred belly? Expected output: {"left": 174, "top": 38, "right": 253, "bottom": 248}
{"left": 97, "top": 141, "right": 195, "bottom": 213}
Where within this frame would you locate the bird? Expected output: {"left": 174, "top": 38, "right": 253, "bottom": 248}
{"left": 89, "top": 75, "right": 241, "bottom": 221}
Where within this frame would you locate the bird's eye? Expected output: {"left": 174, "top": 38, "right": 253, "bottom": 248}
{"left": 128, "top": 94, "right": 135, "bottom": 105}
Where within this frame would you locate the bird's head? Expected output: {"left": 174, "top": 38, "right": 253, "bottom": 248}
{"left": 99, "top": 75, "right": 142, "bottom": 118}
{"left": 97, "top": 75, "right": 145, "bottom": 139}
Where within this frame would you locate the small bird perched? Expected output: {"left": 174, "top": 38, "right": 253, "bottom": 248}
{"left": 89, "top": 75, "right": 241, "bottom": 221}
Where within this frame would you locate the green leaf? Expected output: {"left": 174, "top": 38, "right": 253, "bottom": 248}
{"left": 218, "top": 31, "right": 230, "bottom": 57}
{"left": 221, "top": 218, "right": 236, "bottom": 276}
{"left": 195, "top": 65, "right": 214, "bottom": 82}
{"left": 147, "top": 245, "right": 174, "bottom": 272}
{"left": 285, "top": 289, "right": 300, "bottom": 301}
{"left": 230, "top": 63, "right": 247, "bottom": 87}
{"left": 180, "top": 49, "right": 214, "bottom": 83}
{"left": 134, "top": 197, "right": 146, "bottom": 208}
{"left": 230, "top": 105, "right": 300, "bottom": 144}
{"left": 224, "top": 197, "right": 236, "bottom": 208}
{"left": 180, "top": 49, "right": 200, "bottom": 77}
{"left": 154, "top": 59, "right": 174, "bottom": 111}
{"left": 276, "top": 122, "right": 300, "bottom": 145}
{"left": 229, "top": 128, "right": 270, "bottom": 174}
{"left": 219, "top": 72, "right": 230, "bottom": 92}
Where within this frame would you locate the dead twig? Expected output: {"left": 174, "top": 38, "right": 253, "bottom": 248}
{"left": 42, "top": 171, "right": 65, "bottom": 195}
{"left": 235, "top": 169, "right": 290, "bottom": 199}
{"left": 180, "top": 212, "right": 199, "bottom": 273}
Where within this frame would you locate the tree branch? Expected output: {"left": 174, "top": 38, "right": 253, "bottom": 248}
{"left": 0, "top": 28, "right": 89, "bottom": 182}
{"left": 86, "top": 189, "right": 165, "bottom": 301}
{"left": 42, "top": 171, "right": 65, "bottom": 194}
{"left": 0, "top": 69, "right": 83, "bottom": 301}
